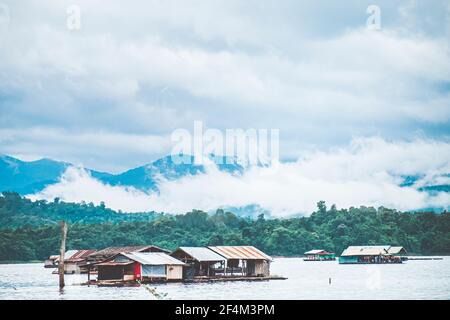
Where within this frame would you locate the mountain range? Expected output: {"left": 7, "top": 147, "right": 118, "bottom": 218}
{"left": 0, "top": 154, "right": 449, "bottom": 211}
{"left": 0, "top": 154, "right": 244, "bottom": 195}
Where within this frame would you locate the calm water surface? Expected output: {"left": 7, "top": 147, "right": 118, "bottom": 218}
{"left": 0, "top": 257, "right": 449, "bottom": 300}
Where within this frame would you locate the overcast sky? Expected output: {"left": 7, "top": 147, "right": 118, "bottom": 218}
{"left": 1, "top": 0, "right": 449, "bottom": 173}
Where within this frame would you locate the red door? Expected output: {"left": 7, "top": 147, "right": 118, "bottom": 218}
{"left": 134, "top": 263, "right": 142, "bottom": 280}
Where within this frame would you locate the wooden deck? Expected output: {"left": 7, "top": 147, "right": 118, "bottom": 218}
{"left": 406, "top": 257, "right": 443, "bottom": 260}
{"left": 84, "top": 275, "right": 287, "bottom": 287}
{"left": 184, "top": 275, "right": 287, "bottom": 283}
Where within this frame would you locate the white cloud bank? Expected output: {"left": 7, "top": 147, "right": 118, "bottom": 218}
{"left": 1, "top": 1, "right": 450, "bottom": 171}
{"left": 29, "top": 137, "right": 450, "bottom": 217}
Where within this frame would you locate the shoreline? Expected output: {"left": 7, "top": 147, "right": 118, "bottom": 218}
{"left": 0, "top": 260, "right": 43, "bottom": 265}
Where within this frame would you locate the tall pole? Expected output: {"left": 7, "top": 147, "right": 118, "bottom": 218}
{"left": 59, "top": 221, "right": 68, "bottom": 290}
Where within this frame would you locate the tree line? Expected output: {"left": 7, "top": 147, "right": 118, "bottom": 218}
{"left": 0, "top": 192, "right": 449, "bottom": 261}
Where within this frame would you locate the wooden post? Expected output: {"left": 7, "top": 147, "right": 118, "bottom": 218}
{"left": 59, "top": 221, "right": 68, "bottom": 289}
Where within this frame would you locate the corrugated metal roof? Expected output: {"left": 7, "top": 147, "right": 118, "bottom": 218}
{"left": 208, "top": 246, "right": 272, "bottom": 260}
{"left": 341, "top": 246, "right": 390, "bottom": 257}
{"left": 122, "top": 252, "right": 186, "bottom": 266}
{"left": 66, "top": 250, "right": 97, "bottom": 262}
{"left": 89, "top": 245, "right": 169, "bottom": 257}
{"left": 304, "top": 249, "right": 332, "bottom": 255}
{"left": 63, "top": 250, "right": 78, "bottom": 260}
{"left": 96, "top": 261, "right": 134, "bottom": 266}
{"left": 387, "top": 246, "right": 407, "bottom": 254}
{"left": 174, "top": 247, "right": 226, "bottom": 262}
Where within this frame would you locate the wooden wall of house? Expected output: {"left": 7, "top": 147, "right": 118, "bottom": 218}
{"left": 254, "top": 260, "right": 270, "bottom": 277}
{"left": 166, "top": 265, "right": 183, "bottom": 280}
{"left": 64, "top": 263, "right": 80, "bottom": 274}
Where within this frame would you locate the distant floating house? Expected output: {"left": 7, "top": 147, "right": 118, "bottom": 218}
{"left": 96, "top": 252, "right": 186, "bottom": 282}
{"left": 339, "top": 246, "right": 405, "bottom": 264}
{"left": 64, "top": 250, "right": 97, "bottom": 274}
{"left": 208, "top": 246, "right": 272, "bottom": 277}
{"left": 87, "top": 245, "right": 170, "bottom": 263}
{"left": 45, "top": 250, "right": 97, "bottom": 273}
{"left": 387, "top": 246, "right": 407, "bottom": 256}
{"left": 171, "top": 247, "right": 226, "bottom": 278}
{"left": 44, "top": 255, "right": 60, "bottom": 268}
{"left": 387, "top": 246, "right": 408, "bottom": 261}
{"left": 303, "top": 249, "right": 336, "bottom": 261}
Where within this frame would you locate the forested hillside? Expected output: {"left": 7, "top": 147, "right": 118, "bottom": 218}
{"left": 0, "top": 192, "right": 161, "bottom": 228}
{"left": 0, "top": 193, "right": 449, "bottom": 261}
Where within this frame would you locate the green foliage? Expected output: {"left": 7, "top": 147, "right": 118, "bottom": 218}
{"left": 0, "top": 194, "right": 449, "bottom": 261}
{"left": 0, "top": 191, "right": 161, "bottom": 228}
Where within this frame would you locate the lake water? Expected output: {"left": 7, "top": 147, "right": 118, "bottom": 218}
{"left": 1, "top": 257, "right": 449, "bottom": 300}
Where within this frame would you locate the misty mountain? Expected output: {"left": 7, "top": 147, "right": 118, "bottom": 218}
{"left": 0, "top": 155, "right": 112, "bottom": 194}
{"left": 1, "top": 154, "right": 448, "bottom": 210}
{"left": 101, "top": 154, "right": 244, "bottom": 191}
{"left": 0, "top": 154, "right": 243, "bottom": 195}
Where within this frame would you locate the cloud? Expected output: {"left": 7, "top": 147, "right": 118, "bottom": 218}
{"left": 1, "top": 1, "right": 449, "bottom": 171}
{"left": 29, "top": 166, "right": 153, "bottom": 212}
{"left": 0, "top": 127, "right": 171, "bottom": 173}
{"left": 29, "top": 137, "right": 450, "bottom": 216}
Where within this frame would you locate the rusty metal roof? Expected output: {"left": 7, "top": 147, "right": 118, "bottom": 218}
{"left": 89, "top": 245, "right": 169, "bottom": 258}
{"left": 63, "top": 250, "right": 78, "bottom": 260}
{"left": 65, "top": 250, "right": 97, "bottom": 262}
{"left": 208, "top": 246, "right": 272, "bottom": 260}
